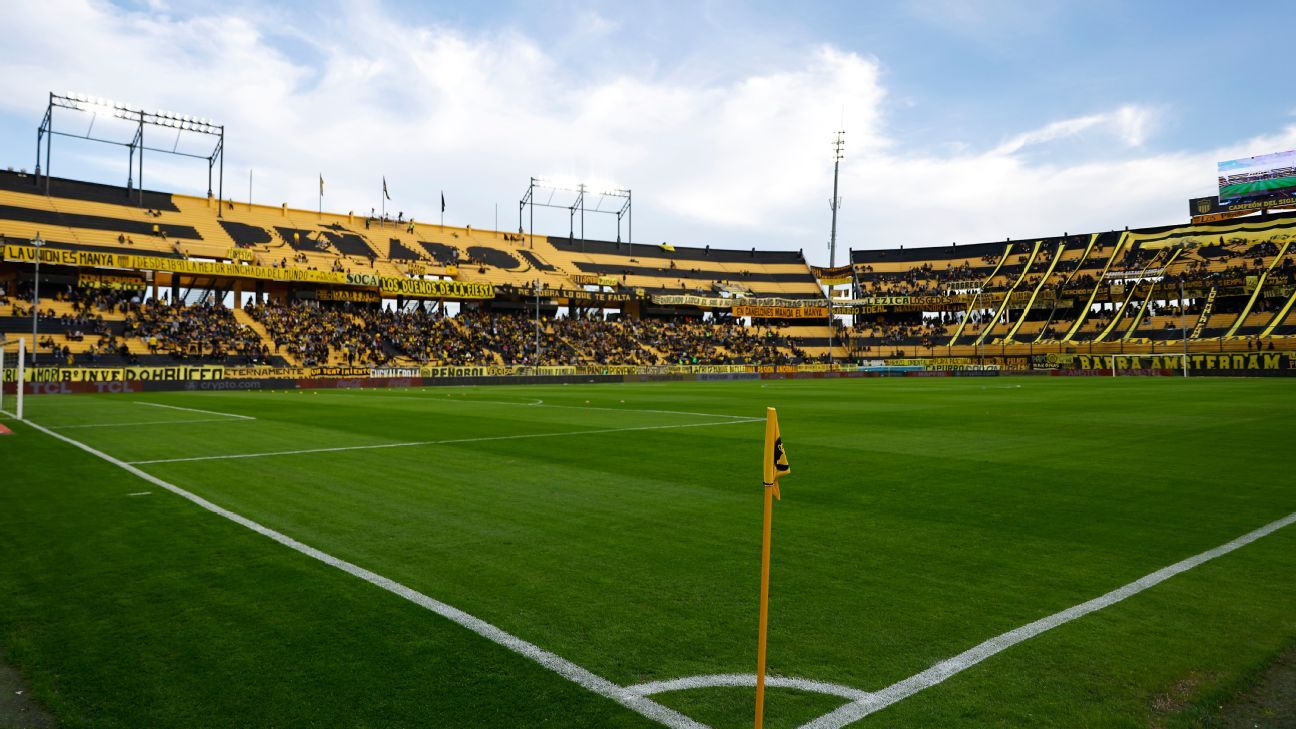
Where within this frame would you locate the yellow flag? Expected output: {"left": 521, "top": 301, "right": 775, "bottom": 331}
{"left": 762, "top": 407, "right": 789, "bottom": 499}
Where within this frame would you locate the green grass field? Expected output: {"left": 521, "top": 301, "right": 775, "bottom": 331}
{"left": 1, "top": 377, "right": 1294, "bottom": 728}
{"left": 1220, "top": 175, "right": 1296, "bottom": 200}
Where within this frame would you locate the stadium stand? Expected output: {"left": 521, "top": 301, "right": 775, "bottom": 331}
{"left": 849, "top": 213, "right": 1296, "bottom": 357}
{"left": 5, "top": 166, "right": 1295, "bottom": 369}
{"left": 0, "top": 170, "right": 835, "bottom": 366}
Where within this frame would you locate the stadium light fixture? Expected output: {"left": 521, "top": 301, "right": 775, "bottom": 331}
{"left": 38, "top": 91, "right": 227, "bottom": 210}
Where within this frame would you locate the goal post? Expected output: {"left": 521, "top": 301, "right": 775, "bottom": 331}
{"left": 0, "top": 337, "right": 25, "bottom": 420}
{"left": 1110, "top": 352, "right": 1188, "bottom": 378}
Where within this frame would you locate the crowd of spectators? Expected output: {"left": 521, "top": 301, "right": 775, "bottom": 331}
{"left": 126, "top": 300, "right": 270, "bottom": 364}
{"left": 243, "top": 301, "right": 807, "bottom": 367}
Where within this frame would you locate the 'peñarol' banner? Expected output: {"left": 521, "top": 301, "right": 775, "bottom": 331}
{"left": 733, "top": 305, "right": 829, "bottom": 319}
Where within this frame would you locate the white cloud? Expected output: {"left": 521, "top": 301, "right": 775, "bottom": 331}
{"left": 991, "top": 105, "right": 1157, "bottom": 156}
{"left": 0, "top": 1, "right": 1289, "bottom": 264}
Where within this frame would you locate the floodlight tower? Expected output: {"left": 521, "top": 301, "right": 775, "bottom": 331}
{"left": 826, "top": 131, "right": 845, "bottom": 367}
{"left": 828, "top": 130, "right": 845, "bottom": 268}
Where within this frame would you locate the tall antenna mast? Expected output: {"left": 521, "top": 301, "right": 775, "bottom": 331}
{"left": 828, "top": 130, "right": 845, "bottom": 267}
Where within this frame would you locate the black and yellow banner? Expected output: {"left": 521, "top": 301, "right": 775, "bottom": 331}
{"left": 5, "top": 244, "right": 349, "bottom": 285}
{"left": 78, "top": 272, "right": 147, "bottom": 291}
{"left": 5, "top": 243, "right": 496, "bottom": 300}
{"left": 378, "top": 276, "right": 494, "bottom": 299}
{"left": 652, "top": 294, "right": 826, "bottom": 308}
{"left": 19, "top": 366, "right": 226, "bottom": 383}
{"left": 318, "top": 288, "right": 381, "bottom": 303}
{"left": 733, "top": 305, "right": 829, "bottom": 319}
{"left": 1048, "top": 353, "right": 1291, "bottom": 372}
{"left": 810, "top": 264, "right": 854, "bottom": 286}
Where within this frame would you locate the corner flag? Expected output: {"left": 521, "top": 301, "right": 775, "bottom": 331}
{"left": 755, "top": 406, "right": 789, "bottom": 729}
{"left": 762, "top": 407, "right": 790, "bottom": 499}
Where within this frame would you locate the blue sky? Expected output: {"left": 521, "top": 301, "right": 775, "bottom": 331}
{"left": 1, "top": 0, "right": 1293, "bottom": 262}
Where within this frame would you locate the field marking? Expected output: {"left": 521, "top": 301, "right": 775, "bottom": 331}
{"left": 135, "top": 401, "right": 256, "bottom": 420}
{"left": 50, "top": 418, "right": 253, "bottom": 430}
{"left": 126, "top": 491, "right": 151, "bottom": 497}
{"left": 798, "top": 509, "right": 1296, "bottom": 729}
{"left": 629, "top": 674, "right": 871, "bottom": 702}
{"left": 21, "top": 417, "right": 709, "bottom": 729}
{"left": 320, "top": 390, "right": 752, "bottom": 420}
{"left": 128, "top": 418, "right": 763, "bottom": 465}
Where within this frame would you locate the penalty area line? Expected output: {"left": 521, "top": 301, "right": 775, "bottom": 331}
{"left": 798, "top": 509, "right": 1296, "bottom": 729}
{"left": 20, "top": 417, "right": 709, "bottom": 729}
{"left": 128, "top": 418, "right": 764, "bottom": 465}
{"left": 135, "top": 401, "right": 256, "bottom": 420}
{"left": 50, "top": 418, "right": 254, "bottom": 430}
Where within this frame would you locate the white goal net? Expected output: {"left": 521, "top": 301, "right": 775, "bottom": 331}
{"left": 0, "top": 337, "right": 25, "bottom": 419}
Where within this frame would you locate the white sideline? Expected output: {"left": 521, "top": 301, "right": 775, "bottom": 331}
{"left": 51, "top": 418, "right": 252, "bottom": 430}
{"left": 629, "top": 674, "right": 871, "bottom": 702}
{"left": 798, "top": 509, "right": 1296, "bottom": 729}
{"left": 136, "top": 401, "right": 256, "bottom": 420}
{"left": 128, "top": 418, "right": 763, "bottom": 465}
{"left": 21, "top": 417, "right": 709, "bottom": 729}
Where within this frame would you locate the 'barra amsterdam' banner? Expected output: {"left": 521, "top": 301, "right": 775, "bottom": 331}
{"left": 1052, "top": 353, "right": 1291, "bottom": 372}
{"left": 733, "top": 305, "right": 829, "bottom": 319}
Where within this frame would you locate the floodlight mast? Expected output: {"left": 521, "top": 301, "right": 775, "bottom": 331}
{"left": 826, "top": 131, "right": 845, "bottom": 367}
{"left": 519, "top": 177, "right": 631, "bottom": 254}
{"left": 828, "top": 130, "right": 844, "bottom": 268}
{"left": 34, "top": 92, "right": 225, "bottom": 215}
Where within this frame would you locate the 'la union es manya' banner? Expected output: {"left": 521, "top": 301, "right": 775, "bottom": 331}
{"left": 4, "top": 244, "right": 496, "bottom": 300}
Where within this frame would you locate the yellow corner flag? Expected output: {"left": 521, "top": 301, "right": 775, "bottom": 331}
{"left": 762, "top": 406, "right": 790, "bottom": 499}
{"left": 755, "top": 406, "right": 789, "bottom": 729}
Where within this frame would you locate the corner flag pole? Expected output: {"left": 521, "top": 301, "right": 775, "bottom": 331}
{"left": 755, "top": 406, "right": 789, "bottom": 729}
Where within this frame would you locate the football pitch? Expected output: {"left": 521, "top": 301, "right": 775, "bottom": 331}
{"left": 1220, "top": 175, "right": 1296, "bottom": 200}
{"left": 1, "top": 377, "right": 1294, "bottom": 728}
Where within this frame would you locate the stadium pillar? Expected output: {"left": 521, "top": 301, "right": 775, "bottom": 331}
{"left": 30, "top": 236, "right": 44, "bottom": 366}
